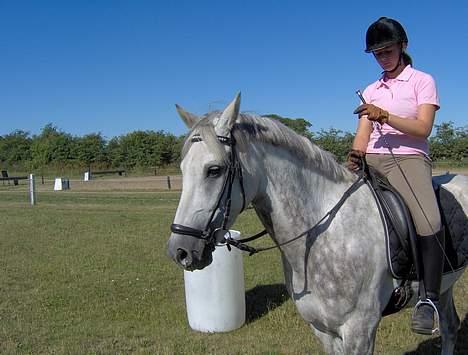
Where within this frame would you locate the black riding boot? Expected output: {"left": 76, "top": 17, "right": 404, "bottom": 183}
{"left": 411, "top": 229, "right": 445, "bottom": 335}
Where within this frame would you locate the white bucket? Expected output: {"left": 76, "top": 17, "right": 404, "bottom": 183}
{"left": 184, "top": 230, "right": 245, "bottom": 332}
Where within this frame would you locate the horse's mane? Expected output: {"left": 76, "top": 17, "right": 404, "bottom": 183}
{"left": 182, "top": 112, "right": 355, "bottom": 182}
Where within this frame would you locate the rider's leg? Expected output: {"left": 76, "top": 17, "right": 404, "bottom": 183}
{"left": 411, "top": 229, "right": 445, "bottom": 334}
{"left": 381, "top": 154, "right": 444, "bottom": 334}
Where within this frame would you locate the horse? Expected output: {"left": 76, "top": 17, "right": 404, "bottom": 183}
{"left": 167, "top": 93, "right": 467, "bottom": 354}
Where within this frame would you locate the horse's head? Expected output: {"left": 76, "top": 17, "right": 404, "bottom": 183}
{"left": 167, "top": 93, "right": 249, "bottom": 271}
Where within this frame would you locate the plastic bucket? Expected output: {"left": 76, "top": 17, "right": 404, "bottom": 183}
{"left": 183, "top": 230, "right": 245, "bottom": 332}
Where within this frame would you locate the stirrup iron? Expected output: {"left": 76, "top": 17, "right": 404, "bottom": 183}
{"left": 412, "top": 298, "right": 440, "bottom": 335}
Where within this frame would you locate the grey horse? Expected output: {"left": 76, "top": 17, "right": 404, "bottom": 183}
{"left": 167, "top": 93, "right": 467, "bottom": 354}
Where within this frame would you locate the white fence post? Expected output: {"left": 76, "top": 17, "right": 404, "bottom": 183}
{"left": 29, "top": 174, "right": 36, "bottom": 206}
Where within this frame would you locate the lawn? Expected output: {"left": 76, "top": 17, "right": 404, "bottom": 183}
{"left": 0, "top": 189, "right": 466, "bottom": 354}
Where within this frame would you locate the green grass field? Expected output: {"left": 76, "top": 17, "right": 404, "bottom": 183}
{"left": 0, "top": 188, "right": 466, "bottom": 354}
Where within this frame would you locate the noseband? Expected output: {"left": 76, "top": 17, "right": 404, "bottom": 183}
{"left": 170, "top": 132, "right": 246, "bottom": 248}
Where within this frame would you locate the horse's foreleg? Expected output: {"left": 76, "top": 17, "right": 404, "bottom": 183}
{"left": 310, "top": 315, "right": 379, "bottom": 355}
{"left": 310, "top": 325, "right": 344, "bottom": 355}
{"left": 340, "top": 315, "right": 380, "bottom": 355}
{"left": 439, "top": 286, "right": 460, "bottom": 355}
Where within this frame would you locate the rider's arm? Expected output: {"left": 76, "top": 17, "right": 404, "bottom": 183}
{"left": 352, "top": 115, "right": 373, "bottom": 152}
{"left": 385, "top": 104, "right": 436, "bottom": 139}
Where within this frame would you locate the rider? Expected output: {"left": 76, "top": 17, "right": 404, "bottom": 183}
{"left": 347, "top": 17, "right": 445, "bottom": 335}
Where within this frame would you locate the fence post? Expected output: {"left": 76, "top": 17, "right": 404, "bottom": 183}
{"left": 167, "top": 176, "right": 171, "bottom": 190}
{"left": 29, "top": 174, "right": 36, "bottom": 206}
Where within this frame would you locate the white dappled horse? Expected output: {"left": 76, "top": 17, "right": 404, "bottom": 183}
{"left": 167, "top": 94, "right": 467, "bottom": 354}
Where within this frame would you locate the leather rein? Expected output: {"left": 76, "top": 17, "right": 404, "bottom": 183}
{"left": 170, "top": 130, "right": 366, "bottom": 255}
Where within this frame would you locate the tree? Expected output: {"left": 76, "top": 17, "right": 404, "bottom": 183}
{"left": 312, "top": 128, "right": 355, "bottom": 162}
{"left": 30, "top": 124, "right": 76, "bottom": 168}
{"left": 76, "top": 133, "right": 107, "bottom": 167}
{"left": 171, "top": 135, "right": 186, "bottom": 164}
{"left": 0, "top": 130, "right": 32, "bottom": 166}
{"left": 106, "top": 130, "right": 185, "bottom": 168}
{"left": 158, "top": 132, "right": 181, "bottom": 165}
{"left": 111, "top": 131, "right": 162, "bottom": 168}
{"left": 429, "top": 122, "right": 468, "bottom": 162}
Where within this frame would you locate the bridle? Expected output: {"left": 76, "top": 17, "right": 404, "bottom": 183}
{"left": 170, "top": 131, "right": 246, "bottom": 249}
{"left": 170, "top": 128, "right": 367, "bottom": 256}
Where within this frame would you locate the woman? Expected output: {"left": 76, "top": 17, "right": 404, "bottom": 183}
{"left": 348, "top": 17, "right": 444, "bottom": 335}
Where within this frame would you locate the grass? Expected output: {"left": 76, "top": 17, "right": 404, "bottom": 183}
{"left": 0, "top": 188, "right": 467, "bottom": 354}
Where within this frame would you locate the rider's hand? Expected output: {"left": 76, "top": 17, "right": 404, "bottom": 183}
{"left": 346, "top": 149, "right": 366, "bottom": 172}
{"left": 353, "top": 104, "right": 389, "bottom": 125}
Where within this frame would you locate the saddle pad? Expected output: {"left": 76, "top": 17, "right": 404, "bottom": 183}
{"left": 436, "top": 185, "right": 467, "bottom": 271}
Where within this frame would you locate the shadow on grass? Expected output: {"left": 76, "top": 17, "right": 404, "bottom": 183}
{"left": 245, "top": 283, "right": 289, "bottom": 323}
{"left": 404, "top": 313, "right": 468, "bottom": 355}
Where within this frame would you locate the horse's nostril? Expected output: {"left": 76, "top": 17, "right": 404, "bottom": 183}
{"left": 176, "top": 248, "right": 188, "bottom": 263}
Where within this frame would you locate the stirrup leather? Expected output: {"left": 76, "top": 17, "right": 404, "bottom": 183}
{"left": 412, "top": 298, "right": 440, "bottom": 335}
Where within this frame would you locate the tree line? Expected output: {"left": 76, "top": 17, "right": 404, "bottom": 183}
{"left": 0, "top": 118, "right": 466, "bottom": 173}
{"left": 0, "top": 123, "right": 183, "bottom": 172}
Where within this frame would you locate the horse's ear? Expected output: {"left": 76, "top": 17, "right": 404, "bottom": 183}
{"left": 175, "top": 104, "right": 199, "bottom": 128}
{"left": 214, "top": 92, "right": 241, "bottom": 136}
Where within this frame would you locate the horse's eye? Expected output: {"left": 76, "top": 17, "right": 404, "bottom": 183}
{"left": 207, "top": 166, "right": 222, "bottom": 178}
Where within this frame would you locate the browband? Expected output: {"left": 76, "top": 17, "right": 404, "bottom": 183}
{"left": 191, "top": 134, "right": 233, "bottom": 145}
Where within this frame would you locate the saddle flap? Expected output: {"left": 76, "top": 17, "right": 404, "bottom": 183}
{"left": 365, "top": 167, "right": 419, "bottom": 280}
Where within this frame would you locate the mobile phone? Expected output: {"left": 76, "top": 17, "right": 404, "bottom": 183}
{"left": 356, "top": 90, "right": 366, "bottom": 104}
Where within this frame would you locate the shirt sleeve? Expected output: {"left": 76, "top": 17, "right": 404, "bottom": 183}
{"left": 416, "top": 74, "right": 440, "bottom": 110}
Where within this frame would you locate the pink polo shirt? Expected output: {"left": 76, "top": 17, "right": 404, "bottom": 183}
{"left": 362, "top": 65, "right": 440, "bottom": 157}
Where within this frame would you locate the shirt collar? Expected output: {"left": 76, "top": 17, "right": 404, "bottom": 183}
{"left": 377, "top": 65, "right": 414, "bottom": 87}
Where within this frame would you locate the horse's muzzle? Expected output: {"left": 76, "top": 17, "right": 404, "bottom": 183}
{"left": 167, "top": 233, "right": 214, "bottom": 271}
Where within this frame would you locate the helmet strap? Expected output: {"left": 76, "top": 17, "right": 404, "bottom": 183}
{"left": 382, "top": 44, "right": 403, "bottom": 75}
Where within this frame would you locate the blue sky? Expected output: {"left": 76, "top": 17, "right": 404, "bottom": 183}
{"left": 1, "top": 1, "right": 467, "bottom": 140}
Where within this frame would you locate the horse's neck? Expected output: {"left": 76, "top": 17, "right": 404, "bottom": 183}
{"left": 244, "top": 142, "right": 386, "bottom": 300}
{"left": 247, "top": 143, "right": 353, "bottom": 243}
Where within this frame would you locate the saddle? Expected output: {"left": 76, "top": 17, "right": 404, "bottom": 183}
{"left": 365, "top": 167, "right": 418, "bottom": 280}
{"left": 364, "top": 167, "right": 467, "bottom": 316}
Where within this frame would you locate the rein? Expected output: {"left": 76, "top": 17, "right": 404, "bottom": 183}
{"left": 225, "top": 172, "right": 366, "bottom": 255}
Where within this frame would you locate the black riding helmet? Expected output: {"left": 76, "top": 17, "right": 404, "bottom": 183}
{"left": 365, "top": 17, "right": 408, "bottom": 53}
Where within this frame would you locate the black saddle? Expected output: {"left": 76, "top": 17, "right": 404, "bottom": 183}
{"left": 365, "top": 167, "right": 418, "bottom": 280}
